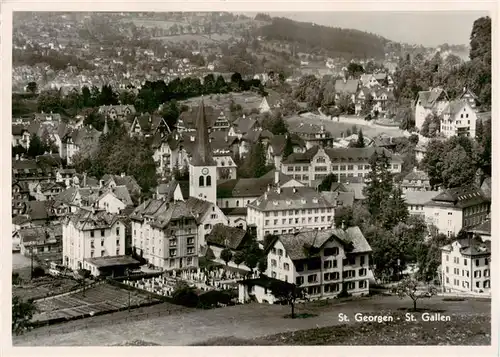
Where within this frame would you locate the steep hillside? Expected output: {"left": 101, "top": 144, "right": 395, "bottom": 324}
{"left": 255, "top": 17, "right": 389, "bottom": 59}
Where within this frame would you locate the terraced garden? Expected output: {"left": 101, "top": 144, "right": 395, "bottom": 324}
{"left": 33, "top": 282, "right": 159, "bottom": 323}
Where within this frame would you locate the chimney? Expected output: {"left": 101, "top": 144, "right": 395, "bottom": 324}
{"left": 121, "top": 172, "right": 125, "bottom": 178}
{"left": 274, "top": 170, "right": 280, "bottom": 186}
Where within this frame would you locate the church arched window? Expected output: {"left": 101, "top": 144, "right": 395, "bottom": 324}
{"left": 206, "top": 175, "right": 212, "bottom": 187}
{"left": 199, "top": 176, "right": 205, "bottom": 187}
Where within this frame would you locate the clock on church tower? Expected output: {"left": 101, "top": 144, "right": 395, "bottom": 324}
{"left": 201, "top": 168, "right": 209, "bottom": 175}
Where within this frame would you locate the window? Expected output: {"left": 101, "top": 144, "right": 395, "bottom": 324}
{"left": 324, "top": 284, "right": 339, "bottom": 293}
{"left": 446, "top": 255, "right": 449, "bottom": 261}
{"left": 475, "top": 259, "right": 480, "bottom": 267}
{"left": 324, "top": 272, "right": 338, "bottom": 281}
{"left": 284, "top": 263, "right": 290, "bottom": 271}
{"left": 199, "top": 176, "right": 205, "bottom": 187}
{"left": 169, "top": 249, "right": 176, "bottom": 257}
{"left": 345, "top": 282, "right": 355, "bottom": 290}
{"left": 464, "top": 259, "right": 468, "bottom": 266}
{"left": 206, "top": 175, "right": 212, "bottom": 186}
{"left": 359, "top": 280, "right": 367, "bottom": 289}
{"left": 347, "top": 165, "right": 353, "bottom": 170}
{"left": 446, "top": 266, "right": 449, "bottom": 273}
{"left": 101, "top": 250, "right": 105, "bottom": 257}
{"left": 324, "top": 247, "right": 339, "bottom": 256}
{"left": 332, "top": 165, "right": 339, "bottom": 171}
{"left": 187, "top": 237, "right": 194, "bottom": 245}
{"left": 116, "top": 239, "right": 120, "bottom": 246}
{"left": 277, "top": 249, "right": 283, "bottom": 256}
{"left": 90, "top": 230, "right": 94, "bottom": 238}
{"left": 272, "top": 272, "right": 277, "bottom": 278}
{"left": 170, "top": 238, "right": 177, "bottom": 247}
{"left": 187, "top": 247, "right": 194, "bottom": 255}
{"left": 324, "top": 260, "right": 336, "bottom": 269}
{"left": 484, "top": 269, "right": 489, "bottom": 277}
{"left": 358, "top": 268, "right": 367, "bottom": 276}
{"left": 116, "top": 249, "right": 120, "bottom": 255}
{"left": 474, "top": 270, "right": 482, "bottom": 278}
{"left": 271, "top": 259, "right": 277, "bottom": 267}
{"left": 308, "top": 274, "right": 317, "bottom": 283}
{"left": 485, "top": 258, "right": 489, "bottom": 265}
{"left": 360, "top": 256, "right": 365, "bottom": 265}
{"left": 296, "top": 276, "right": 304, "bottom": 285}
{"left": 90, "top": 241, "right": 95, "bottom": 249}
{"left": 101, "top": 240, "right": 104, "bottom": 247}
{"left": 101, "top": 229, "right": 105, "bottom": 237}
{"left": 343, "top": 270, "right": 355, "bottom": 279}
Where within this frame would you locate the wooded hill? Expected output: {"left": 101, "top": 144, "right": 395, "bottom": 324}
{"left": 255, "top": 17, "right": 389, "bottom": 60}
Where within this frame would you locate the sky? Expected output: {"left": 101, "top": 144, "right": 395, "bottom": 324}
{"left": 246, "top": 11, "right": 489, "bottom": 47}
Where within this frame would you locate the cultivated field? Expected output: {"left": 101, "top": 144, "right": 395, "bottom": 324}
{"left": 32, "top": 282, "right": 160, "bottom": 323}
{"left": 13, "top": 276, "right": 80, "bottom": 302}
{"left": 14, "top": 294, "right": 490, "bottom": 346}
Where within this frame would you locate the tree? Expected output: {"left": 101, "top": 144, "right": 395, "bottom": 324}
{"left": 269, "top": 281, "right": 305, "bottom": 319}
{"left": 334, "top": 206, "right": 354, "bottom": 228}
{"left": 318, "top": 173, "right": 338, "bottom": 192}
{"left": 269, "top": 112, "right": 287, "bottom": 135}
{"left": 441, "top": 145, "right": 477, "bottom": 188}
{"left": 160, "top": 100, "right": 180, "bottom": 130}
{"left": 283, "top": 134, "right": 294, "bottom": 159}
{"left": 27, "top": 133, "right": 47, "bottom": 158}
{"left": 361, "top": 93, "right": 374, "bottom": 116}
{"left": 395, "top": 277, "right": 437, "bottom": 311}
{"left": 257, "top": 257, "right": 268, "bottom": 275}
{"left": 172, "top": 282, "right": 199, "bottom": 307}
{"left": 469, "top": 16, "right": 491, "bottom": 64}
{"left": 233, "top": 251, "right": 246, "bottom": 267}
{"left": 420, "top": 139, "right": 446, "bottom": 189}
{"left": 26, "top": 81, "right": 37, "bottom": 94}
{"left": 220, "top": 248, "right": 233, "bottom": 266}
{"left": 245, "top": 139, "right": 268, "bottom": 178}
{"left": 380, "top": 187, "right": 409, "bottom": 230}
{"left": 363, "top": 151, "right": 394, "bottom": 218}
{"left": 365, "top": 226, "right": 405, "bottom": 280}
{"left": 347, "top": 62, "right": 365, "bottom": 78}
{"left": 12, "top": 296, "right": 37, "bottom": 335}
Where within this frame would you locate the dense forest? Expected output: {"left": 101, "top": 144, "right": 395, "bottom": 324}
{"left": 256, "top": 17, "right": 389, "bottom": 59}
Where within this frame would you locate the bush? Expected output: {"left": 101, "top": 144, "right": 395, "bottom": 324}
{"left": 32, "top": 266, "right": 45, "bottom": 279}
{"left": 12, "top": 272, "right": 22, "bottom": 285}
{"left": 198, "top": 290, "right": 233, "bottom": 309}
{"left": 172, "top": 282, "right": 199, "bottom": 308}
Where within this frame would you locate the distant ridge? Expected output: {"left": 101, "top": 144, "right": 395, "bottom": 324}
{"left": 255, "top": 17, "right": 390, "bottom": 60}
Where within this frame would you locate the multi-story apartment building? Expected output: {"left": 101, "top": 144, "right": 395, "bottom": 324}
{"left": 414, "top": 87, "right": 449, "bottom": 131}
{"left": 62, "top": 208, "right": 127, "bottom": 274}
{"left": 288, "top": 122, "right": 334, "bottom": 149}
{"left": 246, "top": 185, "right": 338, "bottom": 241}
{"left": 400, "top": 168, "right": 432, "bottom": 192}
{"left": 441, "top": 237, "right": 491, "bottom": 295}
{"left": 440, "top": 100, "right": 477, "bottom": 138}
{"left": 265, "top": 227, "right": 372, "bottom": 299}
{"left": 403, "top": 190, "right": 441, "bottom": 217}
{"left": 281, "top": 146, "right": 402, "bottom": 187}
{"left": 424, "top": 187, "right": 490, "bottom": 237}
{"left": 130, "top": 199, "right": 200, "bottom": 270}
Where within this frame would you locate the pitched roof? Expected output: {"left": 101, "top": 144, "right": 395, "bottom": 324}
{"left": 428, "top": 187, "right": 489, "bottom": 208}
{"left": 442, "top": 100, "right": 468, "bottom": 116}
{"left": 102, "top": 174, "right": 141, "bottom": 194}
{"left": 205, "top": 223, "right": 247, "bottom": 250}
{"left": 232, "top": 116, "right": 257, "bottom": 134}
{"left": 12, "top": 123, "right": 29, "bottom": 136}
{"left": 67, "top": 209, "right": 124, "bottom": 230}
{"left": 25, "top": 201, "right": 50, "bottom": 221}
{"left": 403, "top": 170, "right": 430, "bottom": 182}
{"left": 403, "top": 190, "right": 441, "bottom": 206}
{"left": 129, "top": 199, "right": 197, "bottom": 229}
{"left": 98, "top": 185, "right": 134, "bottom": 206}
{"left": 467, "top": 219, "right": 491, "bottom": 236}
{"left": 185, "top": 197, "right": 213, "bottom": 220}
{"left": 217, "top": 172, "right": 296, "bottom": 199}
{"left": 335, "top": 79, "right": 359, "bottom": 94}
{"left": 416, "top": 88, "right": 448, "bottom": 109}
{"left": 277, "top": 226, "right": 371, "bottom": 261}
{"left": 248, "top": 186, "right": 337, "bottom": 212}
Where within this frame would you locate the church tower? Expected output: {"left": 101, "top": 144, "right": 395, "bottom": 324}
{"left": 189, "top": 98, "right": 217, "bottom": 204}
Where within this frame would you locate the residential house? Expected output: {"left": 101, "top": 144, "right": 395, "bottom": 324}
{"left": 55, "top": 168, "right": 77, "bottom": 187}
{"left": 97, "top": 186, "right": 134, "bottom": 214}
{"left": 281, "top": 146, "right": 402, "bottom": 187}
{"left": 259, "top": 91, "right": 282, "bottom": 113}
{"left": 32, "top": 181, "right": 66, "bottom": 201}
{"left": 62, "top": 209, "right": 127, "bottom": 275}
{"left": 211, "top": 110, "right": 230, "bottom": 131}
{"left": 24, "top": 201, "right": 52, "bottom": 226}
{"left": 101, "top": 173, "right": 142, "bottom": 203}
{"left": 440, "top": 100, "right": 477, "bottom": 138}
{"left": 424, "top": 187, "right": 490, "bottom": 237}
{"left": 334, "top": 79, "right": 359, "bottom": 104}
{"left": 238, "top": 277, "right": 295, "bottom": 304}
{"left": 458, "top": 88, "right": 479, "bottom": 111}
{"left": 129, "top": 113, "right": 171, "bottom": 138}
{"left": 414, "top": 88, "right": 449, "bottom": 131}
{"left": 151, "top": 131, "right": 183, "bottom": 177}
{"left": 264, "top": 227, "right": 372, "bottom": 299}
{"left": 401, "top": 169, "right": 432, "bottom": 192}
{"left": 205, "top": 224, "right": 251, "bottom": 267}
{"left": 359, "top": 73, "right": 389, "bottom": 88}
{"left": 12, "top": 124, "right": 31, "bottom": 149}
{"left": 129, "top": 199, "right": 200, "bottom": 270}
{"left": 228, "top": 115, "right": 259, "bottom": 139}
{"left": 267, "top": 134, "right": 306, "bottom": 168}
{"left": 403, "top": 190, "right": 441, "bottom": 217}
{"left": 19, "top": 225, "right": 62, "bottom": 258}
{"left": 441, "top": 237, "right": 490, "bottom": 295}
{"left": 185, "top": 196, "right": 228, "bottom": 247}
{"left": 155, "top": 180, "right": 185, "bottom": 202}
{"left": 98, "top": 105, "right": 136, "bottom": 120}
{"left": 288, "top": 122, "right": 333, "bottom": 150}
{"left": 246, "top": 185, "right": 339, "bottom": 241}
{"left": 61, "top": 126, "right": 102, "bottom": 165}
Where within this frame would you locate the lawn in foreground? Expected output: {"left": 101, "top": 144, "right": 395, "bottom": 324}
{"left": 193, "top": 312, "right": 491, "bottom": 346}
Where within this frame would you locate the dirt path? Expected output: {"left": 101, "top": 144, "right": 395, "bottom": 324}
{"left": 14, "top": 295, "right": 490, "bottom": 346}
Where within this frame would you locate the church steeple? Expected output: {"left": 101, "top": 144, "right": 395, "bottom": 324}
{"left": 191, "top": 98, "right": 215, "bottom": 166}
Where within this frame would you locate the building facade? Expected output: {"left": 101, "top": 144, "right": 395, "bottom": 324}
{"left": 265, "top": 227, "right": 372, "bottom": 299}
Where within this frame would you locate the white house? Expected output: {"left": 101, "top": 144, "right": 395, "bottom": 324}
{"left": 441, "top": 237, "right": 490, "bottom": 295}
{"left": 62, "top": 209, "right": 127, "bottom": 275}
{"left": 264, "top": 227, "right": 372, "bottom": 300}
{"left": 97, "top": 186, "right": 134, "bottom": 214}
{"left": 440, "top": 100, "right": 477, "bottom": 138}
{"left": 414, "top": 88, "right": 449, "bottom": 131}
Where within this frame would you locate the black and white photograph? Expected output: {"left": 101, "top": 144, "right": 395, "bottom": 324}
{"left": 2, "top": 2, "right": 496, "bottom": 351}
